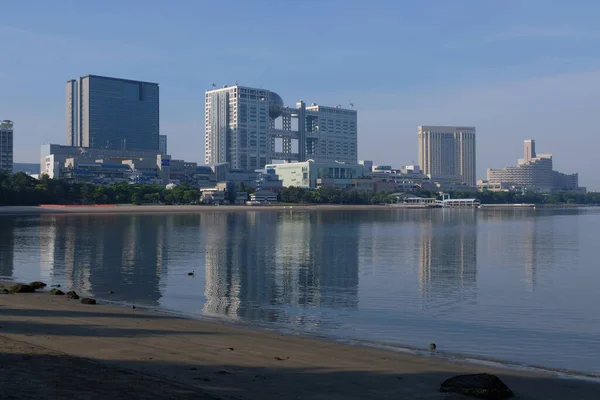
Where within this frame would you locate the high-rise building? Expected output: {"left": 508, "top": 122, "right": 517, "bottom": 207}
{"left": 418, "top": 126, "right": 476, "bottom": 186}
{"left": 0, "top": 120, "right": 14, "bottom": 173}
{"left": 159, "top": 134, "right": 168, "bottom": 155}
{"left": 205, "top": 84, "right": 357, "bottom": 170}
{"left": 66, "top": 75, "right": 159, "bottom": 151}
{"left": 523, "top": 139, "right": 536, "bottom": 163}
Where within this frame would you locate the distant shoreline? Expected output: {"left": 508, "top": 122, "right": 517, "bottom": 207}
{"left": 0, "top": 204, "right": 395, "bottom": 215}
{"left": 0, "top": 203, "right": 596, "bottom": 216}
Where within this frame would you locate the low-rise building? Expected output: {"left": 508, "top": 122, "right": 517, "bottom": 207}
{"left": 477, "top": 180, "right": 523, "bottom": 192}
{"left": 200, "top": 188, "right": 227, "bottom": 204}
{"left": 265, "top": 160, "right": 364, "bottom": 189}
{"left": 41, "top": 144, "right": 168, "bottom": 184}
{"left": 250, "top": 190, "right": 278, "bottom": 203}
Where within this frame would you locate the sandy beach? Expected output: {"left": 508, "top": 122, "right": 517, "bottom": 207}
{"left": 1, "top": 287, "right": 599, "bottom": 399}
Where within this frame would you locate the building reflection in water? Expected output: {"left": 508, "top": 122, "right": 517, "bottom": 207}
{"left": 203, "top": 211, "right": 360, "bottom": 324}
{"left": 479, "top": 209, "right": 573, "bottom": 292}
{"left": 39, "top": 214, "right": 172, "bottom": 306}
{"left": 0, "top": 217, "right": 15, "bottom": 278}
{"left": 418, "top": 210, "right": 478, "bottom": 307}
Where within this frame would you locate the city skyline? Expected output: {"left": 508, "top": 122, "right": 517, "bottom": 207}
{"left": 1, "top": 1, "right": 599, "bottom": 188}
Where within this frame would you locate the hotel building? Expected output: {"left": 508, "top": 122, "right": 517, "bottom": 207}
{"left": 418, "top": 126, "right": 476, "bottom": 186}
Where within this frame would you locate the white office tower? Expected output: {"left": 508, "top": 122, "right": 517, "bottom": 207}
{"left": 418, "top": 126, "right": 476, "bottom": 186}
{"left": 205, "top": 84, "right": 357, "bottom": 170}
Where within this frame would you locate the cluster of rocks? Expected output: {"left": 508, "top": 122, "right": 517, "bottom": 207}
{"left": 0, "top": 281, "right": 96, "bottom": 305}
{"left": 440, "top": 373, "right": 514, "bottom": 399}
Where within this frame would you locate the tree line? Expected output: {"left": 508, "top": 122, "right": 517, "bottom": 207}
{"left": 1, "top": 171, "right": 599, "bottom": 206}
{"left": 0, "top": 172, "right": 200, "bottom": 206}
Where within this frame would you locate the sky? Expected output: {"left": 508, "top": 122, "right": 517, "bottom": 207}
{"left": 2, "top": 0, "right": 600, "bottom": 189}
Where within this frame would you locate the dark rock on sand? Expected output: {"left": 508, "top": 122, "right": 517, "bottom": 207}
{"left": 81, "top": 298, "right": 97, "bottom": 305}
{"left": 51, "top": 289, "right": 65, "bottom": 295}
{"left": 29, "top": 281, "right": 47, "bottom": 290}
{"left": 66, "top": 291, "right": 80, "bottom": 300}
{"left": 9, "top": 284, "right": 35, "bottom": 293}
{"left": 440, "top": 373, "right": 514, "bottom": 399}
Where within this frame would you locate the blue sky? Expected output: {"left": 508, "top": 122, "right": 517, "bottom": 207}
{"left": 2, "top": 0, "right": 600, "bottom": 188}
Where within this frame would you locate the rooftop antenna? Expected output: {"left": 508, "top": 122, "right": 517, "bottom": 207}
{"left": 348, "top": 101, "right": 354, "bottom": 109}
{"left": 211, "top": 82, "right": 216, "bottom": 88}
{"left": 235, "top": 80, "right": 239, "bottom": 85}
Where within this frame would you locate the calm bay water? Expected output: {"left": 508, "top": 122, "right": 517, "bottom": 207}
{"left": 1, "top": 208, "right": 599, "bottom": 375}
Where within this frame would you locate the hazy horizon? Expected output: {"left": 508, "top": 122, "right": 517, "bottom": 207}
{"left": 2, "top": 1, "right": 599, "bottom": 189}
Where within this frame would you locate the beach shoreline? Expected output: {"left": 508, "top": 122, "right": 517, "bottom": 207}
{"left": 1, "top": 285, "right": 599, "bottom": 399}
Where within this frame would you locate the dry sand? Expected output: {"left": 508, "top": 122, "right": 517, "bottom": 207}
{"left": 1, "top": 288, "right": 599, "bottom": 399}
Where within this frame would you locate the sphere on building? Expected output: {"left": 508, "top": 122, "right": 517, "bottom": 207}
{"left": 269, "top": 91, "right": 284, "bottom": 119}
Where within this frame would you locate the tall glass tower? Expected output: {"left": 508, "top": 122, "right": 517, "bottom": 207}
{"left": 66, "top": 75, "right": 159, "bottom": 151}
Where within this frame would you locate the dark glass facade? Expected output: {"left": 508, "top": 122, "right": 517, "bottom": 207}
{"left": 67, "top": 75, "right": 159, "bottom": 151}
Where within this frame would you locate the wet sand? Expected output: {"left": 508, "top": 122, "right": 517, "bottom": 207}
{"left": 1, "top": 289, "right": 599, "bottom": 399}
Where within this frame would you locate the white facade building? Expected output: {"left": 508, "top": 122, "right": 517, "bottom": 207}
{"left": 205, "top": 84, "right": 357, "bottom": 170}
{"left": 265, "top": 160, "right": 363, "bottom": 189}
{"left": 487, "top": 155, "right": 554, "bottom": 192}
{"left": 418, "top": 126, "right": 476, "bottom": 186}
{"left": 486, "top": 139, "right": 582, "bottom": 193}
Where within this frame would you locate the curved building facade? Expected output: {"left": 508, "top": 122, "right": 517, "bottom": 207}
{"left": 205, "top": 84, "right": 358, "bottom": 170}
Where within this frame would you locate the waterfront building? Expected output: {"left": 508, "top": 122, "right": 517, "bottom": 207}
{"left": 250, "top": 190, "right": 278, "bottom": 203}
{"left": 41, "top": 144, "right": 238, "bottom": 188}
{"left": 41, "top": 144, "right": 168, "bottom": 185}
{"left": 265, "top": 160, "right": 364, "bottom": 189}
{"left": 486, "top": 140, "right": 583, "bottom": 193}
{"left": 159, "top": 134, "right": 168, "bottom": 155}
{"left": 0, "top": 120, "right": 14, "bottom": 173}
{"left": 205, "top": 84, "right": 357, "bottom": 170}
{"left": 418, "top": 126, "right": 476, "bottom": 186}
{"left": 66, "top": 75, "right": 159, "bottom": 151}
